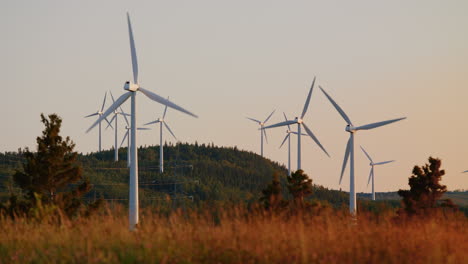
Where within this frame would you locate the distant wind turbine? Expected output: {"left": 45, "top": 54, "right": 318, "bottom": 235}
{"left": 246, "top": 110, "right": 275, "bottom": 157}
{"left": 87, "top": 13, "right": 197, "bottom": 230}
{"left": 85, "top": 91, "right": 112, "bottom": 152}
{"left": 263, "top": 77, "right": 329, "bottom": 170}
{"left": 279, "top": 112, "right": 307, "bottom": 176}
{"left": 320, "top": 86, "right": 406, "bottom": 215}
{"left": 360, "top": 146, "right": 395, "bottom": 201}
{"left": 144, "top": 97, "right": 177, "bottom": 174}
{"left": 120, "top": 120, "right": 150, "bottom": 167}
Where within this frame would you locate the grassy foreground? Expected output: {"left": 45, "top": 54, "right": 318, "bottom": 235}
{"left": 0, "top": 206, "right": 467, "bottom": 263}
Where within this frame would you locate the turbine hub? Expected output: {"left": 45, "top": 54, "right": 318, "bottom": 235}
{"left": 296, "top": 117, "right": 303, "bottom": 124}
{"left": 124, "top": 81, "right": 139, "bottom": 92}
{"left": 345, "top": 124, "right": 355, "bottom": 133}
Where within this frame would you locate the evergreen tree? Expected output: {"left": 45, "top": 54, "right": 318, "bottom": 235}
{"left": 259, "top": 172, "right": 285, "bottom": 210}
{"left": 11, "top": 114, "right": 100, "bottom": 217}
{"left": 398, "top": 157, "right": 457, "bottom": 216}
{"left": 287, "top": 170, "right": 313, "bottom": 207}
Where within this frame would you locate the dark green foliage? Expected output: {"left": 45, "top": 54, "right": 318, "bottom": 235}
{"left": 259, "top": 172, "right": 286, "bottom": 210}
{"left": 3, "top": 114, "right": 101, "bottom": 218}
{"left": 398, "top": 157, "right": 457, "bottom": 216}
{"left": 287, "top": 170, "right": 313, "bottom": 207}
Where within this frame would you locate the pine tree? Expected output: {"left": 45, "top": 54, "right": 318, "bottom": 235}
{"left": 287, "top": 170, "right": 313, "bottom": 207}
{"left": 11, "top": 114, "right": 100, "bottom": 217}
{"left": 398, "top": 157, "right": 457, "bottom": 216}
{"left": 259, "top": 172, "right": 284, "bottom": 210}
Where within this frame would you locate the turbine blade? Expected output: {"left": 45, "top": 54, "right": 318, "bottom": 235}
{"left": 367, "top": 167, "right": 373, "bottom": 188}
{"left": 127, "top": 13, "right": 139, "bottom": 84}
{"left": 101, "top": 91, "right": 107, "bottom": 112}
{"left": 301, "top": 76, "right": 316, "bottom": 119}
{"left": 354, "top": 117, "right": 406, "bottom": 131}
{"left": 279, "top": 134, "right": 289, "bottom": 149}
{"left": 84, "top": 112, "right": 99, "bottom": 118}
{"left": 263, "top": 129, "right": 268, "bottom": 144}
{"left": 290, "top": 131, "right": 308, "bottom": 136}
{"left": 463, "top": 170, "right": 468, "bottom": 173}
{"left": 164, "top": 122, "right": 177, "bottom": 140}
{"left": 339, "top": 136, "right": 352, "bottom": 185}
{"left": 246, "top": 117, "right": 261, "bottom": 124}
{"left": 120, "top": 131, "right": 129, "bottom": 148}
{"left": 319, "top": 86, "right": 352, "bottom": 125}
{"left": 283, "top": 112, "right": 291, "bottom": 130}
{"left": 162, "top": 96, "right": 169, "bottom": 119}
{"left": 86, "top": 92, "right": 132, "bottom": 133}
{"left": 139, "top": 87, "right": 198, "bottom": 118}
{"left": 360, "top": 146, "right": 373, "bottom": 163}
{"left": 263, "top": 109, "right": 275, "bottom": 124}
{"left": 120, "top": 110, "right": 130, "bottom": 127}
{"left": 302, "top": 123, "right": 330, "bottom": 157}
{"left": 144, "top": 120, "right": 161, "bottom": 126}
{"left": 137, "top": 127, "right": 151, "bottom": 130}
{"left": 263, "top": 120, "right": 296, "bottom": 130}
{"left": 106, "top": 115, "right": 116, "bottom": 129}
{"left": 374, "top": 160, "right": 395, "bottom": 166}
{"left": 109, "top": 90, "right": 116, "bottom": 103}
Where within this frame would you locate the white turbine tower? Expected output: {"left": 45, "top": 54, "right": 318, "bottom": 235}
{"left": 360, "top": 146, "right": 395, "bottom": 201}
{"left": 319, "top": 86, "right": 406, "bottom": 215}
{"left": 87, "top": 13, "right": 197, "bottom": 230}
{"left": 246, "top": 110, "right": 275, "bottom": 157}
{"left": 263, "top": 77, "right": 329, "bottom": 170}
{"left": 85, "top": 91, "right": 112, "bottom": 152}
{"left": 278, "top": 112, "right": 307, "bottom": 176}
{"left": 144, "top": 98, "right": 177, "bottom": 174}
{"left": 107, "top": 91, "right": 131, "bottom": 162}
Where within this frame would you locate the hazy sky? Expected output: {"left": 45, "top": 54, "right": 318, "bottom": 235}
{"left": 2, "top": 0, "right": 468, "bottom": 192}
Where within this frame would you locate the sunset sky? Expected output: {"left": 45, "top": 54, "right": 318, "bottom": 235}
{"left": 2, "top": 0, "right": 467, "bottom": 192}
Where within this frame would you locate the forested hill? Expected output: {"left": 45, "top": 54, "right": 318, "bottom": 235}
{"left": 0, "top": 143, "right": 351, "bottom": 207}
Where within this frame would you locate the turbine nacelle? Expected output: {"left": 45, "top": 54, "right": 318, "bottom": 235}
{"left": 124, "top": 81, "right": 139, "bottom": 92}
{"left": 295, "top": 117, "right": 303, "bottom": 124}
{"left": 345, "top": 124, "right": 356, "bottom": 133}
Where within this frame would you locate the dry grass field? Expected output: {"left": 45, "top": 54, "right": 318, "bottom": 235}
{"left": 0, "top": 205, "right": 467, "bottom": 264}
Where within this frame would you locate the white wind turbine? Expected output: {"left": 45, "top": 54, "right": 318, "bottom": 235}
{"left": 246, "top": 110, "right": 275, "bottom": 157}
{"left": 319, "top": 86, "right": 406, "bottom": 215}
{"left": 360, "top": 146, "right": 395, "bottom": 201}
{"left": 144, "top": 98, "right": 177, "bottom": 174}
{"left": 263, "top": 77, "right": 329, "bottom": 170}
{"left": 119, "top": 114, "right": 150, "bottom": 168}
{"left": 278, "top": 112, "right": 307, "bottom": 176}
{"left": 87, "top": 13, "right": 197, "bottom": 230}
{"left": 85, "top": 91, "right": 112, "bottom": 152}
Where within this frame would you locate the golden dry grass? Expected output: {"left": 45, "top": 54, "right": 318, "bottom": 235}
{"left": 0, "top": 206, "right": 466, "bottom": 264}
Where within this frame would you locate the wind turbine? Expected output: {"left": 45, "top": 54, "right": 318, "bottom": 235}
{"left": 144, "top": 97, "right": 177, "bottom": 174}
{"left": 360, "top": 146, "right": 395, "bottom": 201}
{"left": 246, "top": 110, "right": 275, "bottom": 157}
{"left": 278, "top": 112, "right": 307, "bottom": 176}
{"left": 85, "top": 91, "right": 112, "bottom": 152}
{"left": 263, "top": 77, "right": 329, "bottom": 170}
{"left": 319, "top": 86, "right": 406, "bottom": 215}
{"left": 107, "top": 91, "right": 131, "bottom": 162}
{"left": 87, "top": 13, "right": 197, "bottom": 230}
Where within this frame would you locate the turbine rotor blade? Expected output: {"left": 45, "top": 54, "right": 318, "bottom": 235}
{"left": 139, "top": 87, "right": 198, "bottom": 118}
{"left": 137, "top": 127, "right": 151, "bottom": 130}
{"left": 302, "top": 123, "right": 330, "bottom": 157}
{"left": 360, "top": 146, "right": 373, "bottom": 163}
{"left": 127, "top": 13, "right": 139, "bottom": 84}
{"left": 84, "top": 112, "right": 99, "bottom": 118}
{"left": 263, "top": 129, "right": 268, "bottom": 144}
{"left": 354, "top": 117, "right": 406, "bottom": 131}
{"left": 339, "top": 136, "right": 352, "bottom": 185}
{"left": 144, "top": 120, "right": 161, "bottom": 126}
{"left": 263, "top": 109, "right": 275, "bottom": 124}
{"left": 101, "top": 91, "right": 107, "bottom": 112}
{"left": 283, "top": 112, "right": 291, "bottom": 130}
{"left": 246, "top": 117, "right": 261, "bottom": 124}
{"left": 162, "top": 96, "right": 169, "bottom": 119}
{"left": 263, "top": 120, "right": 297, "bottom": 130}
{"left": 301, "top": 76, "right": 316, "bottom": 119}
{"left": 463, "top": 170, "right": 468, "bottom": 173}
{"left": 279, "top": 134, "right": 289, "bottom": 149}
{"left": 86, "top": 92, "right": 132, "bottom": 133}
{"left": 374, "top": 160, "right": 395, "bottom": 166}
{"left": 109, "top": 90, "right": 116, "bottom": 103}
{"left": 164, "top": 122, "right": 177, "bottom": 140}
{"left": 319, "top": 86, "right": 352, "bottom": 125}
{"left": 106, "top": 115, "right": 116, "bottom": 129}
{"left": 290, "top": 132, "right": 308, "bottom": 136}
{"left": 367, "top": 167, "right": 374, "bottom": 188}
{"left": 120, "top": 131, "right": 129, "bottom": 148}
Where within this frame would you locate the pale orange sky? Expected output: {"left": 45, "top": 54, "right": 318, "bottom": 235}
{"left": 1, "top": 0, "right": 467, "bottom": 191}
